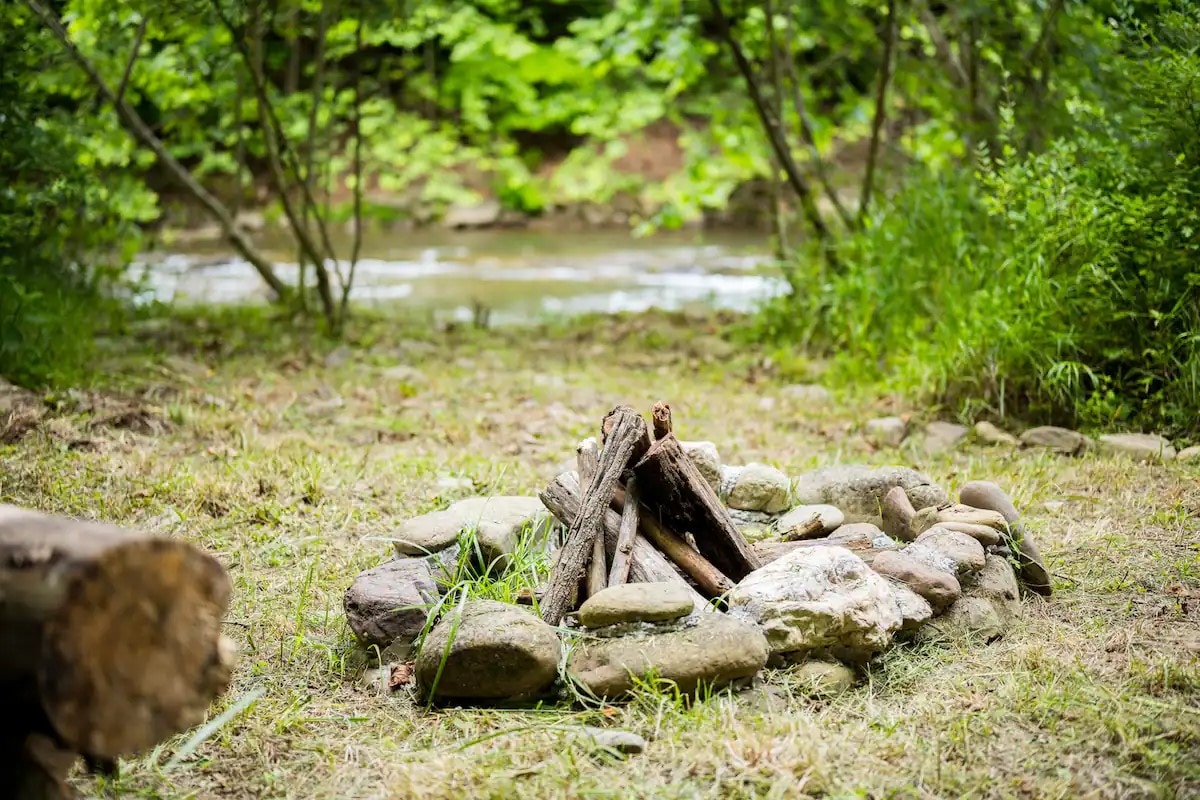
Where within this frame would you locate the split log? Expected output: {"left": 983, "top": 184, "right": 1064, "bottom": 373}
{"left": 633, "top": 433, "right": 761, "bottom": 581}
{"left": 541, "top": 407, "right": 653, "bottom": 625}
{"left": 540, "top": 472, "right": 706, "bottom": 608}
{"left": 651, "top": 401, "right": 673, "bottom": 440}
{"left": 607, "top": 477, "right": 641, "bottom": 586}
{"left": 0, "top": 505, "right": 234, "bottom": 796}
{"left": 576, "top": 438, "right": 607, "bottom": 598}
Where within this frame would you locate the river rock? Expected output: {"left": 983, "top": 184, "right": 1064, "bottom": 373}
{"left": 909, "top": 505, "right": 1005, "bottom": 545}
{"left": 792, "top": 660, "right": 856, "bottom": 695}
{"left": 577, "top": 582, "right": 695, "bottom": 628}
{"left": 918, "top": 596, "right": 1008, "bottom": 643}
{"left": 777, "top": 504, "right": 844, "bottom": 538}
{"left": 727, "top": 545, "right": 903, "bottom": 663}
{"left": 864, "top": 416, "right": 907, "bottom": 448}
{"left": 1096, "top": 433, "right": 1177, "bottom": 462}
{"left": 1177, "top": 446, "right": 1200, "bottom": 463}
{"left": 392, "top": 496, "right": 550, "bottom": 562}
{"left": 1019, "top": 426, "right": 1090, "bottom": 455}
{"left": 828, "top": 522, "right": 888, "bottom": 546}
{"left": 974, "top": 421, "right": 1019, "bottom": 446}
{"left": 791, "top": 465, "right": 949, "bottom": 525}
{"left": 870, "top": 549, "right": 961, "bottom": 612}
{"left": 681, "top": 441, "right": 723, "bottom": 493}
{"left": 912, "top": 528, "right": 986, "bottom": 576}
{"left": 344, "top": 558, "right": 440, "bottom": 652}
{"left": 416, "top": 600, "right": 560, "bottom": 700}
{"left": 919, "top": 421, "right": 969, "bottom": 454}
{"left": 889, "top": 581, "right": 933, "bottom": 633}
{"left": 964, "top": 555, "right": 1022, "bottom": 617}
{"left": 959, "top": 481, "right": 1052, "bottom": 596}
{"left": 724, "top": 463, "right": 792, "bottom": 513}
{"left": 567, "top": 613, "right": 768, "bottom": 697}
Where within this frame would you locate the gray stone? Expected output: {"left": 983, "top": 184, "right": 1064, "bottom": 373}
{"left": 781, "top": 384, "right": 832, "bottom": 404}
{"left": 1177, "top": 445, "right": 1200, "bottom": 463}
{"left": 727, "top": 546, "right": 903, "bottom": 663}
{"left": 828, "top": 522, "right": 887, "bottom": 546}
{"left": 909, "top": 505, "right": 1006, "bottom": 545}
{"left": 888, "top": 580, "right": 933, "bottom": 633}
{"left": 1019, "top": 426, "right": 1091, "bottom": 455}
{"left": 791, "top": 465, "right": 949, "bottom": 526}
{"left": 791, "top": 660, "right": 856, "bottom": 695}
{"left": 392, "top": 496, "right": 550, "bottom": 563}
{"left": 568, "top": 726, "right": 647, "bottom": 755}
{"left": 864, "top": 416, "right": 907, "bottom": 448}
{"left": 963, "top": 554, "right": 1022, "bottom": 620}
{"left": 974, "top": 421, "right": 1019, "bottom": 447}
{"left": 568, "top": 613, "right": 768, "bottom": 698}
{"left": 416, "top": 600, "right": 560, "bottom": 700}
{"left": 919, "top": 421, "right": 970, "bottom": 454}
{"left": 578, "top": 582, "right": 695, "bottom": 628}
{"left": 434, "top": 474, "right": 475, "bottom": 494}
{"left": 344, "top": 559, "right": 440, "bottom": 651}
{"left": 870, "top": 549, "right": 961, "bottom": 612}
{"left": 918, "top": 597, "right": 1009, "bottom": 643}
{"left": 724, "top": 463, "right": 792, "bottom": 514}
{"left": 1096, "top": 433, "right": 1177, "bottom": 462}
{"left": 913, "top": 528, "right": 986, "bottom": 576}
{"left": 442, "top": 199, "right": 502, "bottom": 228}
{"left": 778, "top": 504, "right": 844, "bottom": 537}
{"left": 959, "top": 481, "right": 1052, "bottom": 596}
{"left": 681, "top": 441, "right": 722, "bottom": 493}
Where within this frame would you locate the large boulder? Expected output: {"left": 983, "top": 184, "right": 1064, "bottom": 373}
{"left": 727, "top": 545, "right": 903, "bottom": 663}
{"left": 344, "top": 558, "right": 440, "bottom": 652}
{"left": 723, "top": 464, "right": 792, "bottom": 513}
{"left": 578, "top": 582, "right": 695, "bottom": 628}
{"left": 415, "top": 600, "right": 561, "bottom": 700}
{"left": 567, "top": 613, "right": 768, "bottom": 698}
{"left": 392, "top": 496, "right": 550, "bottom": 564}
{"left": 791, "top": 465, "right": 948, "bottom": 525}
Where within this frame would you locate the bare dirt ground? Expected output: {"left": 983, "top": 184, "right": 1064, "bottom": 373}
{"left": 2, "top": 310, "right": 1197, "bottom": 799}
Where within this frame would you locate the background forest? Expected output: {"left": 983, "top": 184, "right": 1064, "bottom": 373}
{"left": 3, "top": 0, "right": 1199, "bottom": 437}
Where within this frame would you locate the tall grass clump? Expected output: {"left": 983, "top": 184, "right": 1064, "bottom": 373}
{"left": 754, "top": 10, "right": 1200, "bottom": 437}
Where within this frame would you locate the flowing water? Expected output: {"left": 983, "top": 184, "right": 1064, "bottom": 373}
{"left": 131, "top": 228, "right": 784, "bottom": 325}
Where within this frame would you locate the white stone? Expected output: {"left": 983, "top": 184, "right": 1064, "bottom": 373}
{"left": 724, "top": 463, "right": 792, "bottom": 514}
{"left": 1096, "top": 433, "right": 1177, "bottom": 462}
{"left": 865, "top": 416, "right": 908, "bottom": 448}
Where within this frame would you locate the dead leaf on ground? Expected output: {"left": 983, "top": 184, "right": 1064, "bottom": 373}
{"left": 388, "top": 663, "right": 415, "bottom": 691}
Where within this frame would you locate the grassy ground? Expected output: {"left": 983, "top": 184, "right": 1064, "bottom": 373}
{"left": 2, "top": 308, "right": 1198, "bottom": 799}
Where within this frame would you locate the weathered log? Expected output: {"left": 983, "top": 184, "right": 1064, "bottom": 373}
{"left": 576, "top": 438, "right": 600, "bottom": 486}
{"left": 651, "top": 401, "right": 673, "bottom": 440}
{"left": 608, "top": 477, "right": 641, "bottom": 586}
{"left": 780, "top": 513, "right": 825, "bottom": 542}
{"left": 633, "top": 433, "right": 761, "bottom": 581}
{"left": 539, "top": 472, "right": 706, "bottom": 607}
{"left": 0, "top": 505, "right": 234, "bottom": 776}
{"left": 576, "top": 437, "right": 607, "bottom": 598}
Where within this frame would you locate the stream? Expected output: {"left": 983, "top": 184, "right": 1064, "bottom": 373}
{"left": 130, "top": 228, "right": 785, "bottom": 325}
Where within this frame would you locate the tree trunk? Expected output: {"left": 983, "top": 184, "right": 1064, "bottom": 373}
{"left": 0, "top": 505, "right": 234, "bottom": 763}
{"left": 633, "top": 433, "right": 761, "bottom": 581}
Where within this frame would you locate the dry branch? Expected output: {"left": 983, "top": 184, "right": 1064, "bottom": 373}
{"left": 608, "top": 477, "right": 641, "bottom": 586}
{"left": 651, "top": 402, "right": 673, "bottom": 440}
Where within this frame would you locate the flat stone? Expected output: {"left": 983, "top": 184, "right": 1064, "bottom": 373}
{"left": 1177, "top": 446, "right": 1200, "bottom": 463}
{"left": 791, "top": 660, "right": 856, "bottom": 695}
{"left": 777, "top": 504, "right": 844, "bottom": 538}
{"left": 1019, "top": 426, "right": 1091, "bottom": 455}
{"left": 974, "top": 421, "right": 1019, "bottom": 446}
{"left": 727, "top": 545, "right": 903, "bottom": 663}
{"left": 344, "top": 559, "right": 440, "bottom": 651}
{"left": 864, "top": 417, "right": 907, "bottom": 448}
{"left": 792, "top": 466, "right": 949, "bottom": 526}
{"left": 567, "top": 613, "right": 768, "bottom": 698}
{"left": 959, "top": 481, "right": 1052, "bottom": 596}
{"left": 681, "top": 441, "right": 722, "bottom": 493}
{"left": 577, "top": 582, "right": 695, "bottom": 628}
{"left": 392, "top": 496, "right": 550, "bottom": 563}
{"left": 909, "top": 505, "right": 1006, "bottom": 545}
{"left": 870, "top": 550, "right": 961, "bottom": 612}
{"left": 913, "top": 528, "right": 987, "bottom": 576}
{"left": 919, "top": 421, "right": 970, "bottom": 454}
{"left": 1096, "top": 433, "right": 1177, "bottom": 462}
{"left": 724, "top": 463, "right": 792, "bottom": 513}
{"left": 416, "top": 600, "right": 560, "bottom": 700}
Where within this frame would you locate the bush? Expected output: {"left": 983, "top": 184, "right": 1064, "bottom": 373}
{"left": 753, "top": 10, "right": 1200, "bottom": 436}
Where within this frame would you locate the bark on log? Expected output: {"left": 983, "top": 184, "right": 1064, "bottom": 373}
{"left": 780, "top": 514, "right": 825, "bottom": 542}
{"left": 577, "top": 438, "right": 607, "bottom": 597}
{"left": 651, "top": 402, "right": 673, "bottom": 440}
{"left": 607, "top": 477, "right": 641, "bottom": 586}
{"left": 0, "top": 505, "right": 234, "bottom": 763}
{"left": 633, "top": 434, "right": 761, "bottom": 581}
{"left": 540, "top": 473, "right": 705, "bottom": 607}
{"left": 541, "top": 408, "right": 651, "bottom": 624}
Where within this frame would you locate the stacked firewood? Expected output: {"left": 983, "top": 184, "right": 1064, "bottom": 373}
{"left": 538, "top": 403, "right": 761, "bottom": 625}
{"left": 0, "top": 506, "right": 234, "bottom": 799}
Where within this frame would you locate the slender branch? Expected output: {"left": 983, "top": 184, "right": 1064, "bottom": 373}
{"left": 915, "top": 0, "right": 995, "bottom": 123}
{"left": 339, "top": 6, "right": 366, "bottom": 329}
{"left": 114, "top": 15, "right": 148, "bottom": 107}
{"left": 707, "top": 0, "right": 836, "bottom": 270}
{"left": 859, "top": 0, "right": 899, "bottom": 221}
{"left": 24, "top": 0, "right": 290, "bottom": 301}
{"left": 300, "top": 0, "right": 332, "bottom": 314}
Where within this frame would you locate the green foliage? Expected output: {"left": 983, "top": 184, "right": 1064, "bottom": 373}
{"left": 754, "top": 8, "right": 1200, "bottom": 435}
